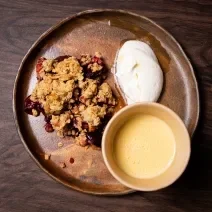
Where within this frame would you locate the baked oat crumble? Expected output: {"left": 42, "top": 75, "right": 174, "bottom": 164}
{"left": 57, "top": 142, "right": 64, "bottom": 148}
{"left": 44, "top": 154, "right": 51, "bottom": 160}
{"left": 24, "top": 53, "right": 117, "bottom": 147}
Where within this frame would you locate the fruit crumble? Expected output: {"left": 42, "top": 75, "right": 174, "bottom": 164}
{"left": 24, "top": 53, "right": 117, "bottom": 147}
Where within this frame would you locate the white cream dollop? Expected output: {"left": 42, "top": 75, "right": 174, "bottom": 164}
{"left": 115, "top": 40, "right": 163, "bottom": 104}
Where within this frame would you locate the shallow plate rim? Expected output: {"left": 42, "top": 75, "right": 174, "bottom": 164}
{"left": 12, "top": 9, "right": 200, "bottom": 196}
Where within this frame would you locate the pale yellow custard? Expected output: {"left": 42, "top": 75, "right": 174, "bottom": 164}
{"left": 113, "top": 114, "right": 176, "bottom": 179}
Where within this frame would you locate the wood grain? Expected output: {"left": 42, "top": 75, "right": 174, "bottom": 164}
{"left": 0, "top": 0, "right": 212, "bottom": 211}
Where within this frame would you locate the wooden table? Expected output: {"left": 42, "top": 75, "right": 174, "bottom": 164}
{"left": 1, "top": 1, "right": 212, "bottom": 211}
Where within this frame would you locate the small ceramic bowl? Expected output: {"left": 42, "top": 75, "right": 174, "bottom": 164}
{"left": 102, "top": 102, "right": 190, "bottom": 191}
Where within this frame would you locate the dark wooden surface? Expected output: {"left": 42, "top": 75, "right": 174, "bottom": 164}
{"left": 0, "top": 0, "right": 212, "bottom": 211}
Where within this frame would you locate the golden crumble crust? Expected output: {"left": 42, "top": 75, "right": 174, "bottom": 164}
{"left": 24, "top": 53, "right": 118, "bottom": 147}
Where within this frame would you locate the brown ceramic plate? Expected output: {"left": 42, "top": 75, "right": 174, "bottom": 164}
{"left": 13, "top": 9, "right": 199, "bottom": 195}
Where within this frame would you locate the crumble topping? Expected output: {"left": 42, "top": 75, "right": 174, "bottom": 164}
{"left": 80, "top": 54, "right": 92, "bottom": 66}
{"left": 51, "top": 112, "right": 72, "bottom": 131}
{"left": 44, "top": 154, "right": 51, "bottom": 160}
{"left": 79, "top": 79, "right": 98, "bottom": 100}
{"left": 24, "top": 53, "right": 117, "bottom": 147}
{"left": 81, "top": 105, "right": 107, "bottom": 127}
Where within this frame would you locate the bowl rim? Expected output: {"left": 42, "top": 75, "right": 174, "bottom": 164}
{"left": 102, "top": 102, "right": 191, "bottom": 191}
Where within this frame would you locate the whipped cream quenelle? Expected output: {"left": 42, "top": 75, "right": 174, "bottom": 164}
{"left": 115, "top": 40, "right": 163, "bottom": 104}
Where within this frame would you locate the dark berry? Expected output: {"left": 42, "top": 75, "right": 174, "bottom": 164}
{"left": 44, "top": 115, "right": 52, "bottom": 123}
{"left": 82, "top": 122, "right": 89, "bottom": 130}
{"left": 55, "top": 55, "right": 70, "bottom": 62}
{"left": 86, "top": 132, "right": 101, "bottom": 147}
{"left": 92, "top": 56, "right": 103, "bottom": 65}
{"left": 36, "top": 57, "right": 46, "bottom": 73}
{"left": 45, "top": 123, "right": 54, "bottom": 132}
{"left": 73, "top": 88, "right": 81, "bottom": 98}
{"left": 70, "top": 157, "right": 75, "bottom": 164}
{"left": 24, "top": 95, "right": 42, "bottom": 116}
